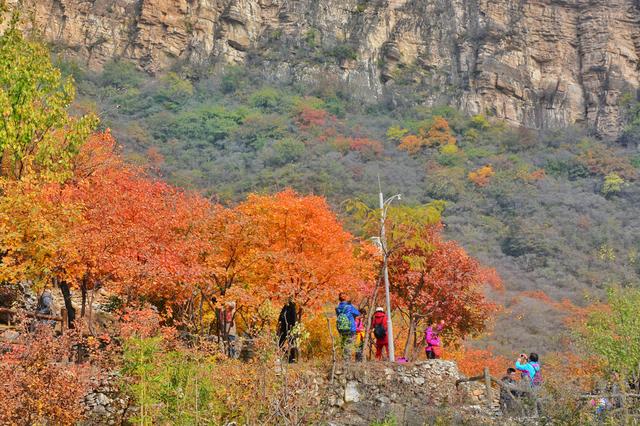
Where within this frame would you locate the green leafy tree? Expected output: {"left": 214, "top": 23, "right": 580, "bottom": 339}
{"left": 0, "top": 10, "right": 97, "bottom": 180}
{"left": 579, "top": 286, "right": 640, "bottom": 380}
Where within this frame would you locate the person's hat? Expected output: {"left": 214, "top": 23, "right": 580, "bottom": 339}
{"left": 375, "top": 307, "right": 384, "bottom": 312}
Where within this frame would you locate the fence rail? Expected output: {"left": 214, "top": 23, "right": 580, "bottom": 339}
{"left": 0, "top": 307, "right": 67, "bottom": 333}
{"left": 456, "top": 367, "right": 640, "bottom": 420}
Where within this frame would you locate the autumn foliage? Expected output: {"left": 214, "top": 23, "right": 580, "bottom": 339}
{"left": 69, "top": 132, "right": 210, "bottom": 303}
{"left": 468, "top": 165, "right": 495, "bottom": 186}
{"left": 444, "top": 346, "right": 511, "bottom": 377}
{"left": 234, "top": 189, "right": 372, "bottom": 312}
{"left": 388, "top": 222, "right": 501, "bottom": 355}
{"left": 0, "top": 325, "right": 91, "bottom": 426}
{"left": 398, "top": 116, "right": 456, "bottom": 155}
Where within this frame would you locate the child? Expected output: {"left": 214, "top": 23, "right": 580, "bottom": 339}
{"left": 354, "top": 309, "right": 366, "bottom": 362}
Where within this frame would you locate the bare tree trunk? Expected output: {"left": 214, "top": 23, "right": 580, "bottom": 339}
{"left": 326, "top": 315, "right": 337, "bottom": 383}
{"left": 80, "top": 278, "right": 87, "bottom": 318}
{"left": 198, "top": 294, "right": 204, "bottom": 334}
{"left": 57, "top": 279, "right": 75, "bottom": 329}
{"left": 87, "top": 286, "right": 95, "bottom": 335}
{"left": 403, "top": 314, "right": 416, "bottom": 360}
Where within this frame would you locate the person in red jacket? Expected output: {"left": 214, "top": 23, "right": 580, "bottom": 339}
{"left": 371, "top": 307, "right": 388, "bottom": 360}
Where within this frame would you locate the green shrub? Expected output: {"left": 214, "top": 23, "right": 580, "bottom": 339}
{"left": 249, "top": 87, "right": 290, "bottom": 113}
{"left": 100, "top": 60, "right": 144, "bottom": 89}
{"left": 269, "top": 138, "right": 305, "bottom": 165}
{"left": 232, "top": 112, "right": 287, "bottom": 150}
{"left": 220, "top": 66, "right": 246, "bottom": 94}
{"left": 544, "top": 159, "right": 589, "bottom": 180}
{"left": 578, "top": 286, "right": 640, "bottom": 377}
{"left": 122, "top": 337, "right": 220, "bottom": 425}
{"left": 304, "top": 29, "right": 318, "bottom": 47}
{"left": 326, "top": 44, "right": 357, "bottom": 62}
{"left": 156, "top": 105, "right": 247, "bottom": 146}
{"left": 154, "top": 72, "right": 194, "bottom": 110}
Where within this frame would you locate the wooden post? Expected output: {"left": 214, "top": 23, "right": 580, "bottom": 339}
{"left": 483, "top": 367, "right": 493, "bottom": 408}
{"left": 61, "top": 308, "right": 68, "bottom": 332}
{"left": 325, "top": 316, "right": 337, "bottom": 383}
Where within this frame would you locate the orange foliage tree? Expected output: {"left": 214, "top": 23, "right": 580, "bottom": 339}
{"left": 234, "top": 189, "right": 373, "bottom": 317}
{"left": 68, "top": 132, "right": 210, "bottom": 309}
{"left": 398, "top": 134, "right": 423, "bottom": 155}
{"left": 398, "top": 116, "right": 456, "bottom": 155}
{"left": 388, "top": 222, "right": 501, "bottom": 359}
{"left": 468, "top": 165, "right": 495, "bottom": 186}
{"left": 420, "top": 116, "right": 456, "bottom": 147}
{"left": 0, "top": 178, "right": 83, "bottom": 289}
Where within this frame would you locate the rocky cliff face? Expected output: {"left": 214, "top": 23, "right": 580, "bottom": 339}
{"left": 12, "top": 0, "right": 640, "bottom": 137}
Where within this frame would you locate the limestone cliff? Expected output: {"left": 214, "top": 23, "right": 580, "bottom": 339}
{"left": 11, "top": 0, "right": 640, "bottom": 137}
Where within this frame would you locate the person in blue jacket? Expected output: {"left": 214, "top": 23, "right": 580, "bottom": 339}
{"left": 335, "top": 292, "right": 360, "bottom": 361}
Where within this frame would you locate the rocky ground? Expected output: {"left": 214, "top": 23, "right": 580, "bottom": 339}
{"left": 324, "top": 360, "right": 504, "bottom": 425}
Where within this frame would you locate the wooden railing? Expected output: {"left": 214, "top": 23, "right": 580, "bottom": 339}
{"left": 456, "top": 368, "right": 640, "bottom": 420}
{"left": 455, "top": 367, "right": 535, "bottom": 411}
{"left": 0, "top": 307, "right": 67, "bottom": 335}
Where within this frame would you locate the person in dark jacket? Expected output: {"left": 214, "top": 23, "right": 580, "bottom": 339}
{"left": 371, "top": 307, "right": 388, "bottom": 360}
{"left": 278, "top": 299, "right": 297, "bottom": 363}
{"left": 500, "top": 367, "right": 520, "bottom": 415}
{"left": 335, "top": 293, "right": 360, "bottom": 361}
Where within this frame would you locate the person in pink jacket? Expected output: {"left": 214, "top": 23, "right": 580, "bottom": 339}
{"left": 425, "top": 320, "right": 445, "bottom": 359}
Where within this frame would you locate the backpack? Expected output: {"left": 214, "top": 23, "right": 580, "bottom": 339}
{"left": 532, "top": 364, "right": 543, "bottom": 386}
{"left": 336, "top": 308, "right": 351, "bottom": 333}
{"left": 373, "top": 323, "right": 386, "bottom": 339}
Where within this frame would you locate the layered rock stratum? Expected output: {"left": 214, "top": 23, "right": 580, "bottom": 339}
{"left": 11, "top": 0, "right": 640, "bottom": 137}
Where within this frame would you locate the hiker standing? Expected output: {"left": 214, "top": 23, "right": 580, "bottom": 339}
{"left": 371, "top": 307, "right": 388, "bottom": 360}
{"left": 223, "top": 301, "right": 238, "bottom": 359}
{"left": 335, "top": 293, "right": 360, "bottom": 361}
{"left": 425, "top": 320, "right": 444, "bottom": 359}
{"left": 354, "top": 309, "right": 366, "bottom": 362}
{"left": 278, "top": 299, "right": 297, "bottom": 363}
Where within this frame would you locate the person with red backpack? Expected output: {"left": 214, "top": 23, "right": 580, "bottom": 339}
{"left": 371, "top": 307, "right": 388, "bottom": 360}
{"left": 515, "top": 352, "right": 542, "bottom": 388}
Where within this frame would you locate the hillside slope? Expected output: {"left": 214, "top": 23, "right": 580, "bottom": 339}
{"left": 63, "top": 59, "right": 640, "bottom": 355}
{"left": 14, "top": 0, "right": 640, "bottom": 137}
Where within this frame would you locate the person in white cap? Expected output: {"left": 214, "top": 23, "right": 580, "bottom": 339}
{"left": 371, "top": 307, "right": 388, "bottom": 360}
